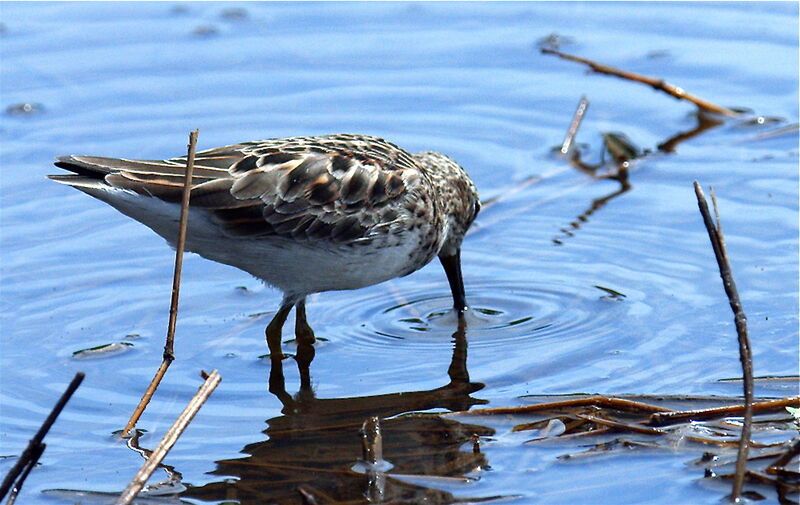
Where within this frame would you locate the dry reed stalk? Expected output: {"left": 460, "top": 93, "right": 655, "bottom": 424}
{"left": 649, "top": 397, "right": 798, "bottom": 426}
{"left": 574, "top": 413, "right": 668, "bottom": 435}
{"left": 120, "top": 130, "right": 198, "bottom": 437}
{"left": 0, "top": 372, "right": 84, "bottom": 500}
{"left": 455, "top": 396, "right": 673, "bottom": 416}
{"left": 693, "top": 181, "right": 754, "bottom": 503}
{"left": 115, "top": 369, "right": 221, "bottom": 505}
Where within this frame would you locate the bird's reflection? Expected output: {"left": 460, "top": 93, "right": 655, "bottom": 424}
{"left": 184, "top": 318, "right": 496, "bottom": 504}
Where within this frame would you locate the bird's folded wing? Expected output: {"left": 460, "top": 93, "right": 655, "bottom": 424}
{"left": 53, "top": 137, "right": 418, "bottom": 244}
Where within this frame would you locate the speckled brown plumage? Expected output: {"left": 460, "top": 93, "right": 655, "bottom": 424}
{"left": 50, "top": 133, "right": 480, "bottom": 355}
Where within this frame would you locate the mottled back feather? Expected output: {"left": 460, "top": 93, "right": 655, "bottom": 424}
{"left": 54, "top": 134, "right": 426, "bottom": 245}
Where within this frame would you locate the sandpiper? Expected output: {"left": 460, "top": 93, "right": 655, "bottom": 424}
{"left": 50, "top": 134, "right": 480, "bottom": 354}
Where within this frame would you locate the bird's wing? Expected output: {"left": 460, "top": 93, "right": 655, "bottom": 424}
{"left": 53, "top": 134, "right": 424, "bottom": 244}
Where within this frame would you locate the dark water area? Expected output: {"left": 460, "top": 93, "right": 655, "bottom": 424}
{"left": 1, "top": 2, "right": 798, "bottom": 504}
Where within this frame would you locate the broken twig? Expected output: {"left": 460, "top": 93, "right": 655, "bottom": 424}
{"left": 0, "top": 372, "right": 84, "bottom": 501}
{"left": 121, "top": 129, "right": 198, "bottom": 437}
{"left": 693, "top": 181, "right": 754, "bottom": 503}
{"left": 766, "top": 438, "right": 800, "bottom": 476}
{"left": 455, "top": 396, "right": 673, "bottom": 417}
{"left": 115, "top": 369, "right": 221, "bottom": 505}
{"left": 541, "top": 48, "right": 740, "bottom": 118}
{"left": 649, "top": 397, "right": 798, "bottom": 427}
{"left": 574, "top": 414, "right": 667, "bottom": 436}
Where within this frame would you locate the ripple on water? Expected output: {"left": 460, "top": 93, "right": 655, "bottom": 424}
{"left": 328, "top": 280, "right": 631, "bottom": 353}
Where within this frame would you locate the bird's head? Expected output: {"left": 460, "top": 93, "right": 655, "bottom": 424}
{"left": 414, "top": 151, "right": 480, "bottom": 313}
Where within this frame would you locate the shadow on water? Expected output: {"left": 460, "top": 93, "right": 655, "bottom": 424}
{"left": 183, "top": 320, "right": 505, "bottom": 504}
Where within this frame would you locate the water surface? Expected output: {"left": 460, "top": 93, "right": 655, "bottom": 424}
{"left": 1, "top": 2, "right": 797, "bottom": 504}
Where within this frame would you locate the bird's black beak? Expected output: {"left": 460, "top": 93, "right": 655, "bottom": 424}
{"left": 439, "top": 250, "right": 467, "bottom": 313}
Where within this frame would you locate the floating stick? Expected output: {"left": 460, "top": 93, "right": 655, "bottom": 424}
{"left": 542, "top": 48, "right": 740, "bottom": 118}
{"left": 455, "top": 396, "right": 673, "bottom": 416}
{"left": 766, "top": 438, "right": 800, "bottom": 479}
{"left": 649, "top": 397, "right": 798, "bottom": 426}
{"left": 574, "top": 414, "right": 667, "bottom": 436}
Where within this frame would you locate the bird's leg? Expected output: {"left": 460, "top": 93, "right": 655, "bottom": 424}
{"left": 294, "top": 298, "right": 316, "bottom": 345}
{"left": 266, "top": 302, "right": 293, "bottom": 359}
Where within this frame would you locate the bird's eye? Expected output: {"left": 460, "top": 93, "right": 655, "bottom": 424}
{"left": 473, "top": 200, "right": 481, "bottom": 219}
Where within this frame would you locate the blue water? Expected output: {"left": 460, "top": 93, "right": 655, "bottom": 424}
{"left": 1, "top": 2, "right": 797, "bottom": 504}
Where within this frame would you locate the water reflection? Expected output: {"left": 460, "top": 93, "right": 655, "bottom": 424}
{"left": 551, "top": 105, "right": 737, "bottom": 246}
{"left": 184, "top": 319, "right": 499, "bottom": 504}
{"left": 552, "top": 175, "right": 631, "bottom": 246}
{"left": 657, "top": 110, "right": 725, "bottom": 153}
